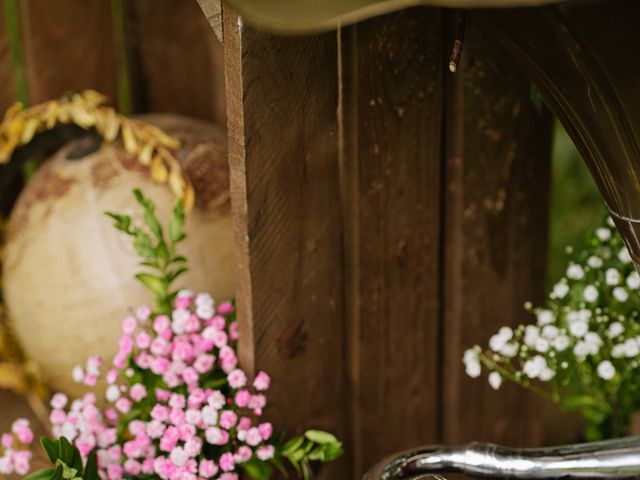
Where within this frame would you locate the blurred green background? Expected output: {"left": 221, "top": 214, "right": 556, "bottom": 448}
{"left": 548, "top": 120, "right": 607, "bottom": 283}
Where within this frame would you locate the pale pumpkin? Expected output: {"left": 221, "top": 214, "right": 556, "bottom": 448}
{"left": 2, "top": 114, "right": 235, "bottom": 396}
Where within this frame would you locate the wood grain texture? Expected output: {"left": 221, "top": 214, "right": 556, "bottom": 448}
{"left": 339, "top": 8, "right": 444, "bottom": 476}
{"left": 20, "top": 0, "right": 117, "bottom": 103}
{"left": 131, "top": 0, "right": 226, "bottom": 123}
{"left": 0, "top": 4, "right": 16, "bottom": 111}
{"left": 223, "top": 9, "right": 350, "bottom": 478}
{"left": 441, "top": 15, "right": 565, "bottom": 449}
{"left": 196, "top": 0, "right": 223, "bottom": 44}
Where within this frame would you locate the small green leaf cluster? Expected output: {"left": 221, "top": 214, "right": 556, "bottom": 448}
{"left": 26, "top": 438, "right": 98, "bottom": 480}
{"left": 243, "top": 430, "right": 343, "bottom": 480}
{"left": 106, "top": 188, "right": 188, "bottom": 313}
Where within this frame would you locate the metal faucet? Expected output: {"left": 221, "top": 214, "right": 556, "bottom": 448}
{"left": 364, "top": 437, "right": 640, "bottom": 479}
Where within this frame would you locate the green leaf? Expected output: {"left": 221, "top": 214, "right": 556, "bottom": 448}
{"left": 169, "top": 201, "right": 186, "bottom": 245}
{"left": 104, "top": 212, "right": 132, "bottom": 234}
{"left": 167, "top": 267, "right": 189, "bottom": 283}
{"left": 51, "top": 464, "right": 64, "bottom": 480}
{"left": 133, "top": 231, "right": 155, "bottom": 258}
{"left": 144, "top": 208, "right": 163, "bottom": 240}
{"left": 135, "top": 273, "right": 166, "bottom": 297}
{"left": 242, "top": 458, "right": 273, "bottom": 480}
{"left": 304, "top": 430, "right": 339, "bottom": 445}
{"left": 25, "top": 468, "right": 56, "bottom": 480}
{"left": 283, "top": 435, "right": 304, "bottom": 455}
{"left": 321, "top": 441, "right": 344, "bottom": 462}
{"left": 57, "top": 437, "right": 74, "bottom": 465}
{"left": 133, "top": 188, "right": 145, "bottom": 206}
{"left": 84, "top": 450, "right": 99, "bottom": 480}
{"left": 41, "top": 437, "right": 59, "bottom": 463}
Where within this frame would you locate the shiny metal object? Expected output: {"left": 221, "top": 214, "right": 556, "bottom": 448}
{"left": 364, "top": 437, "right": 640, "bottom": 479}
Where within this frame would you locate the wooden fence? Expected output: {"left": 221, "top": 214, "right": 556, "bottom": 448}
{"left": 0, "top": 1, "right": 579, "bottom": 478}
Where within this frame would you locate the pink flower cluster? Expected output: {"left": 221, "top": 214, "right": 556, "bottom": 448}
{"left": 0, "top": 419, "right": 33, "bottom": 475}
{"left": 51, "top": 291, "right": 275, "bottom": 480}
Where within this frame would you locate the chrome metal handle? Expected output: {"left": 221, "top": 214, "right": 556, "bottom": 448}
{"left": 364, "top": 437, "right": 640, "bottom": 479}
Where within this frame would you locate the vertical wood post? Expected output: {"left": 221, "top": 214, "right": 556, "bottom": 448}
{"left": 223, "top": 8, "right": 351, "bottom": 478}
{"left": 441, "top": 15, "right": 556, "bottom": 446}
{"left": 20, "top": 0, "right": 117, "bottom": 103}
{"left": 339, "top": 9, "right": 444, "bottom": 476}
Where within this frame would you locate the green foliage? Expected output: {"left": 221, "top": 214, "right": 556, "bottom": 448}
{"left": 26, "top": 437, "right": 99, "bottom": 480}
{"left": 548, "top": 120, "right": 606, "bottom": 284}
{"left": 105, "top": 188, "right": 188, "bottom": 313}
{"left": 240, "top": 429, "right": 343, "bottom": 480}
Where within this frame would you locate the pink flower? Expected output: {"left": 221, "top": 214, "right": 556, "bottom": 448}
{"left": 234, "top": 390, "right": 251, "bottom": 408}
{"left": 1, "top": 434, "right": 12, "bottom": 449}
{"left": 13, "top": 450, "right": 32, "bottom": 475}
{"left": 12, "top": 419, "right": 33, "bottom": 445}
{"left": 107, "top": 463, "right": 124, "bottom": 480}
{"left": 234, "top": 445, "right": 253, "bottom": 463}
{"left": 169, "top": 394, "right": 186, "bottom": 409}
{"left": 246, "top": 427, "right": 262, "bottom": 446}
{"left": 50, "top": 393, "right": 68, "bottom": 410}
{"left": 205, "top": 427, "right": 228, "bottom": 446}
{"left": 187, "top": 389, "right": 206, "bottom": 408}
{"left": 146, "top": 420, "right": 166, "bottom": 439}
{"left": 218, "top": 302, "right": 234, "bottom": 314}
{"left": 194, "top": 354, "right": 214, "bottom": 373}
{"left": 258, "top": 422, "right": 273, "bottom": 440}
{"left": 219, "top": 452, "right": 235, "bottom": 472}
{"left": 115, "top": 398, "right": 132, "bottom": 414}
{"left": 154, "top": 315, "right": 171, "bottom": 333}
{"left": 229, "top": 321, "right": 240, "bottom": 341}
{"left": 136, "top": 305, "right": 151, "bottom": 321}
{"left": 182, "top": 367, "right": 199, "bottom": 385}
{"left": 151, "top": 405, "right": 169, "bottom": 422}
{"left": 199, "top": 459, "right": 218, "bottom": 478}
{"left": 136, "top": 332, "right": 152, "bottom": 349}
{"left": 210, "top": 315, "right": 226, "bottom": 330}
{"left": 122, "top": 316, "right": 137, "bottom": 334}
{"left": 219, "top": 410, "right": 238, "bottom": 429}
{"left": 129, "top": 384, "right": 147, "bottom": 402}
{"left": 257, "top": 445, "right": 275, "bottom": 461}
{"left": 174, "top": 296, "right": 192, "bottom": 310}
{"left": 124, "top": 459, "right": 142, "bottom": 476}
{"left": 227, "top": 369, "right": 247, "bottom": 389}
{"left": 253, "top": 371, "right": 271, "bottom": 391}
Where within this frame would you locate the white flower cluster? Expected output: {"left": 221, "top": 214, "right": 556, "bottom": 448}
{"left": 463, "top": 218, "right": 640, "bottom": 428}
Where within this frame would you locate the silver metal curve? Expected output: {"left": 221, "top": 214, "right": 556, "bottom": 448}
{"left": 364, "top": 437, "right": 640, "bottom": 479}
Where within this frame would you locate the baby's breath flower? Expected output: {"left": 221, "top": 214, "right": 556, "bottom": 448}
{"left": 583, "top": 285, "right": 599, "bottom": 303}
{"left": 618, "top": 248, "right": 632, "bottom": 264}
{"left": 613, "top": 286, "right": 629, "bottom": 302}
{"left": 596, "top": 227, "right": 612, "bottom": 241}
{"left": 566, "top": 264, "right": 585, "bottom": 280}
{"left": 553, "top": 281, "right": 570, "bottom": 299}
{"left": 627, "top": 271, "right": 640, "bottom": 289}
{"left": 588, "top": 255, "right": 604, "bottom": 269}
{"left": 597, "top": 361, "right": 616, "bottom": 380}
{"left": 606, "top": 268, "right": 621, "bottom": 285}
{"left": 488, "top": 372, "right": 502, "bottom": 390}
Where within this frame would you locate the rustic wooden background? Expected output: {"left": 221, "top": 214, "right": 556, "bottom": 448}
{"left": 0, "top": 1, "right": 580, "bottom": 479}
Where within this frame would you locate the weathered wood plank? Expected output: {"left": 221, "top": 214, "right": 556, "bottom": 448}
{"left": 441, "top": 16, "right": 562, "bottom": 448}
{"left": 131, "top": 0, "right": 226, "bottom": 123}
{"left": 20, "top": 0, "right": 117, "bottom": 103}
{"left": 0, "top": 4, "right": 17, "bottom": 111}
{"left": 339, "top": 8, "right": 444, "bottom": 476}
{"left": 223, "top": 9, "right": 350, "bottom": 478}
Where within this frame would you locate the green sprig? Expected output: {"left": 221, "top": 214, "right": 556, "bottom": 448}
{"left": 105, "top": 188, "right": 188, "bottom": 313}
